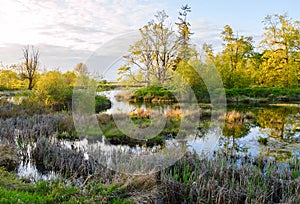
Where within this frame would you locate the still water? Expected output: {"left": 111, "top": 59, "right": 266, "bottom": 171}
{"left": 16, "top": 90, "right": 300, "bottom": 179}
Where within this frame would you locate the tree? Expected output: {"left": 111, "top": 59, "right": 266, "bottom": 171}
{"left": 176, "top": 4, "right": 195, "bottom": 61}
{"left": 217, "top": 25, "right": 254, "bottom": 88}
{"left": 63, "top": 71, "right": 77, "bottom": 86}
{"left": 0, "top": 70, "right": 21, "bottom": 90}
{"left": 20, "top": 46, "right": 39, "bottom": 90}
{"left": 260, "top": 13, "right": 300, "bottom": 87}
{"left": 73, "top": 62, "right": 94, "bottom": 88}
{"left": 119, "top": 11, "right": 178, "bottom": 87}
{"left": 0, "top": 64, "right": 26, "bottom": 90}
{"left": 202, "top": 43, "right": 215, "bottom": 63}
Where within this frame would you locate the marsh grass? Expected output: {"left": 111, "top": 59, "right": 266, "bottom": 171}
{"left": 32, "top": 137, "right": 97, "bottom": 178}
{"left": 3, "top": 128, "right": 300, "bottom": 203}
{"left": 96, "top": 112, "right": 183, "bottom": 147}
{"left": 161, "top": 152, "right": 300, "bottom": 203}
{"left": 0, "top": 144, "right": 19, "bottom": 171}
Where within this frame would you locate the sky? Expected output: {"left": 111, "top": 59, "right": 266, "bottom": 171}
{"left": 0, "top": 0, "right": 300, "bottom": 75}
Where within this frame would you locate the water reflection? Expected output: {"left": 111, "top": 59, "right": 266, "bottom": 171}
{"left": 97, "top": 92, "right": 300, "bottom": 162}
{"left": 257, "top": 108, "right": 299, "bottom": 142}
{"left": 10, "top": 90, "right": 300, "bottom": 179}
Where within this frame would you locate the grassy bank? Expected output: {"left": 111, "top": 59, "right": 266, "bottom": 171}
{"left": 223, "top": 87, "right": 300, "bottom": 104}
{"left": 0, "top": 167, "right": 132, "bottom": 204}
{"left": 129, "top": 86, "right": 300, "bottom": 104}
{"left": 118, "top": 85, "right": 176, "bottom": 103}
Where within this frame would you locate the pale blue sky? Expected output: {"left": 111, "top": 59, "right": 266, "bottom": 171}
{"left": 0, "top": 0, "right": 299, "bottom": 72}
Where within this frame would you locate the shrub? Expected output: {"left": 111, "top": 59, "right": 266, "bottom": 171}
{"left": 134, "top": 85, "right": 175, "bottom": 102}
{"left": 34, "top": 71, "right": 73, "bottom": 110}
{"left": 95, "top": 95, "right": 111, "bottom": 112}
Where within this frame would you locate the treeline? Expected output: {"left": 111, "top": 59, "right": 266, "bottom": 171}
{"left": 118, "top": 5, "right": 300, "bottom": 93}
{"left": 207, "top": 13, "right": 300, "bottom": 88}
{"left": 1, "top": 6, "right": 300, "bottom": 101}
{"left": 0, "top": 58, "right": 91, "bottom": 109}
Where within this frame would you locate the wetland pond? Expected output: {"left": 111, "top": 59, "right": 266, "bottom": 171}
{"left": 2, "top": 90, "right": 300, "bottom": 180}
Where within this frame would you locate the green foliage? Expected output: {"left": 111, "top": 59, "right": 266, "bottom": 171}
{"left": 63, "top": 71, "right": 77, "bottom": 86}
{"left": 224, "top": 87, "right": 300, "bottom": 100}
{"left": 176, "top": 4, "right": 195, "bottom": 61}
{"left": 119, "top": 10, "right": 178, "bottom": 87}
{"left": 95, "top": 95, "right": 111, "bottom": 113}
{"left": 134, "top": 85, "right": 175, "bottom": 101}
{"left": 215, "top": 25, "right": 254, "bottom": 88}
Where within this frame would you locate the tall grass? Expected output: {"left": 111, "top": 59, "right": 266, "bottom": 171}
{"left": 161, "top": 152, "right": 300, "bottom": 203}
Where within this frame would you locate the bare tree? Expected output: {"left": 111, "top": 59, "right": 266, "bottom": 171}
{"left": 21, "top": 46, "right": 39, "bottom": 90}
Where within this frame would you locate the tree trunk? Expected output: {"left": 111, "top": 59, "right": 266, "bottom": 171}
{"left": 28, "top": 78, "right": 33, "bottom": 90}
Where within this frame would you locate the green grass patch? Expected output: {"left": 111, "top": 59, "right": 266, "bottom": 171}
{"left": 0, "top": 168, "right": 133, "bottom": 203}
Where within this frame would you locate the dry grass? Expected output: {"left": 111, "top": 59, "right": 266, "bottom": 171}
{"left": 129, "top": 108, "right": 150, "bottom": 119}
{"left": 220, "top": 110, "right": 243, "bottom": 124}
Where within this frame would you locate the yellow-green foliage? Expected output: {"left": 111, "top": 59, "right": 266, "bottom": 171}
{"left": 34, "top": 71, "right": 72, "bottom": 105}
{"left": 0, "top": 70, "right": 27, "bottom": 90}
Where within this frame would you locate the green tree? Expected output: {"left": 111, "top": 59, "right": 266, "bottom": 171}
{"left": 176, "top": 4, "right": 195, "bottom": 61}
{"left": 217, "top": 25, "right": 254, "bottom": 88}
{"left": 63, "top": 71, "right": 77, "bottom": 86}
{"left": 202, "top": 43, "right": 215, "bottom": 63}
{"left": 260, "top": 13, "right": 300, "bottom": 87}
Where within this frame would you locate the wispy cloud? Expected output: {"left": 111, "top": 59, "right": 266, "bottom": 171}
{"left": 0, "top": 0, "right": 220, "bottom": 71}
{"left": 0, "top": 0, "right": 166, "bottom": 69}
{"left": 0, "top": 0, "right": 164, "bottom": 50}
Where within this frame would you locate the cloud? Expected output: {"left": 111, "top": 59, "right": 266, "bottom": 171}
{"left": 0, "top": 0, "right": 224, "bottom": 71}
{"left": 189, "top": 19, "right": 224, "bottom": 53}
{"left": 0, "top": 0, "right": 164, "bottom": 50}
{"left": 0, "top": 0, "right": 165, "bottom": 70}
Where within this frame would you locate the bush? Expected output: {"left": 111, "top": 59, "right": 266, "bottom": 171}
{"left": 95, "top": 95, "right": 111, "bottom": 113}
{"left": 134, "top": 85, "right": 175, "bottom": 102}
{"left": 34, "top": 71, "right": 73, "bottom": 110}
